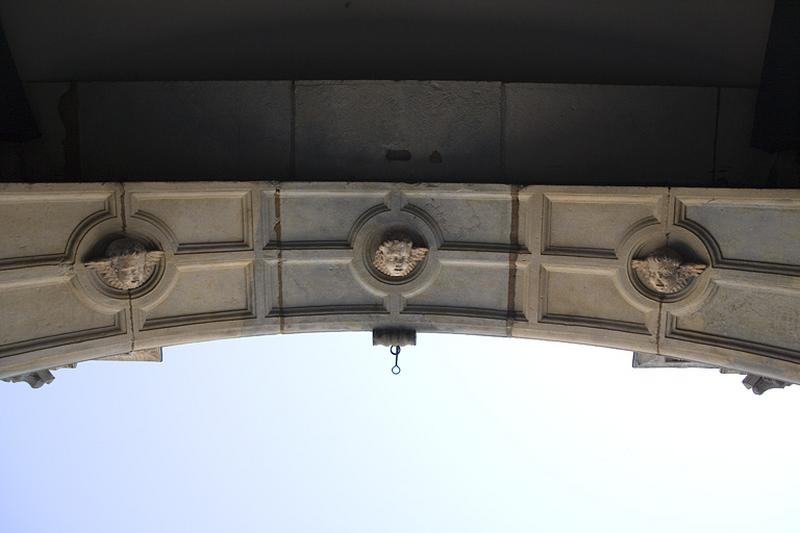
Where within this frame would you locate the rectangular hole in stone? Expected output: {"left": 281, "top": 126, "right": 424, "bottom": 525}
{"left": 386, "top": 149, "right": 412, "bottom": 161}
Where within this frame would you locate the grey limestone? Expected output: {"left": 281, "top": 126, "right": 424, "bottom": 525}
{"left": 295, "top": 81, "right": 502, "bottom": 180}
{"left": 2, "top": 182, "right": 800, "bottom": 387}
{"left": 632, "top": 353, "right": 795, "bottom": 395}
{"left": 505, "top": 84, "right": 717, "bottom": 185}
{"left": 742, "top": 374, "right": 791, "bottom": 395}
{"left": 79, "top": 82, "right": 292, "bottom": 179}
{"left": 632, "top": 352, "right": 717, "bottom": 369}
{"left": 714, "top": 88, "right": 776, "bottom": 187}
{"left": 4, "top": 81, "right": 780, "bottom": 187}
{"left": 2, "top": 363, "right": 76, "bottom": 389}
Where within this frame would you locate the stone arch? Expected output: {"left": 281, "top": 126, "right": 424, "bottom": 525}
{"left": 1, "top": 181, "right": 799, "bottom": 386}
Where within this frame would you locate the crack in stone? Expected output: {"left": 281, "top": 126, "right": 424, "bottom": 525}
{"left": 505, "top": 184, "right": 520, "bottom": 336}
{"left": 274, "top": 187, "right": 285, "bottom": 333}
{"left": 120, "top": 182, "right": 127, "bottom": 232}
{"left": 121, "top": 182, "right": 135, "bottom": 353}
{"left": 127, "top": 293, "right": 135, "bottom": 354}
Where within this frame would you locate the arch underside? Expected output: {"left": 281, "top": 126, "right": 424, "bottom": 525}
{"left": 1, "top": 181, "right": 798, "bottom": 384}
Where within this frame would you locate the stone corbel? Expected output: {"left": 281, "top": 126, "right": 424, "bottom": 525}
{"left": 742, "top": 374, "right": 792, "bottom": 395}
{"left": 633, "top": 353, "right": 794, "bottom": 395}
{"left": 2, "top": 363, "right": 77, "bottom": 389}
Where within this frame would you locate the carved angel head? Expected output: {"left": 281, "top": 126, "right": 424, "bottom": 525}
{"left": 373, "top": 239, "right": 428, "bottom": 278}
{"left": 85, "top": 238, "right": 164, "bottom": 290}
{"left": 632, "top": 247, "right": 706, "bottom": 295}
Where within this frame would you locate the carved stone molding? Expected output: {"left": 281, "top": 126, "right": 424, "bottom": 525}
{"left": 2, "top": 183, "right": 799, "bottom": 388}
{"left": 347, "top": 195, "right": 443, "bottom": 298}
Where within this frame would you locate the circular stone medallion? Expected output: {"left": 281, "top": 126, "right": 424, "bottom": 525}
{"left": 349, "top": 201, "right": 442, "bottom": 296}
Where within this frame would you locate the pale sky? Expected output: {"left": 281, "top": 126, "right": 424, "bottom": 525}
{"left": 2, "top": 332, "right": 798, "bottom": 533}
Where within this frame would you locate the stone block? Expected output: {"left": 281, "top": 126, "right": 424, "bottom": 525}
{"left": 24, "top": 83, "right": 71, "bottom": 178}
{"left": 295, "top": 81, "right": 502, "bottom": 180}
{"left": 715, "top": 88, "right": 775, "bottom": 186}
{"left": 80, "top": 82, "right": 291, "bottom": 179}
{"left": 142, "top": 260, "right": 256, "bottom": 329}
{"left": 505, "top": 84, "right": 717, "bottom": 185}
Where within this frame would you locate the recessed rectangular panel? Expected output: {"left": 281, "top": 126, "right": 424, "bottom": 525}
{"left": 0, "top": 279, "right": 124, "bottom": 356}
{"left": 143, "top": 261, "right": 255, "bottom": 328}
{"left": 0, "top": 192, "right": 115, "bottom": 267}
{"left": 540, "top": 266, "right": 650, "bottom": 334}
{"left": 276, "top": 192, "right": 384, "bottom": 244}
{"left": 675, "top": 196, "right": 800, "bottom": 273}
{"left": 408, "top": 263, "right": 509, "bottom": 315}
{"left": 668, "top": 280, "right": 800, "bottom": 360}
{"left": 406, "top": 191, "right": 513, "bottom": 247}
{"left": 130, "top": 191, "right": 252, "bottom": 252}
{"left": 543, "top": 193, "right": 662, "bottom": 257}
{"left": 279, "top": 261, "right": 382, "bottom": 309}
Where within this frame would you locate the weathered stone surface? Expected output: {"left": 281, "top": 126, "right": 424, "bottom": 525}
{"left": 1, "top": 80, "right": 787, "bottom": 187}
{"left": 2, "top": 369, "right": 55, "bottom": 388}
{"left": 6, "top": 81, "right": 778, "bottom": 187}
{"left": 674, "top": 194, "right": 800, "bottom": 269}
{"left": 632, "top": 352, "right": 717, "bottom": 369}
{"left": 714, "top": 89, "right": 776, "bottom": 187}
{"left": 295, "top": 81, "right": 502, "bottom": 180}
{"left": 505, "top": 84, "right": 717, "bottom": 185}
{"left": 2, "top": 363, "right": 76, "bottom": 389}
{"left": 742, "top": 374, "right": 792, "bottom": 395}
{"left": 1, "top": 182, "right": 799, "bottom": 387}
{"left": 17, "top": 83, "right": 71, "bottom": 178}
{"left": 100, "top": 348, "right": 162, "bottom": 362}
{"left": 372, "top": 328, "right": 416, "bottom": 347}
{"left": 632, "top": 353, "right": 796, "bottom": 395}
{"left": 80, "top": 82, "right": 292, "bottom": 179}
{"left": 659, "top": 189, "right": 800, "bottom": 379}
{"left": 0, "top": 183, "right": 119, "bottom": 267}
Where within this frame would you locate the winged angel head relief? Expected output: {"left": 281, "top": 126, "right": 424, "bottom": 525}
{"left": 373, "top": 238, "right": 429, "bottom": 278}
{"left": 85, "top": 238, "right": 164, "bottom": 290}
{"left": 631, "top": 247, "right": 706, "bottom": 295}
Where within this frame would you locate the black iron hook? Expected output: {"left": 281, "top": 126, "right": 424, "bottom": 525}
{"left": 390, "top": 345, "right": 401, "bottom": 374}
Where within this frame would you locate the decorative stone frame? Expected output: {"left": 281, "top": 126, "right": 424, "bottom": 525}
{"left": 1, "top": 182, "right": 799, "bottom": 388}
{"left": 349, "top": 192, "right": 443, "bottom": 299}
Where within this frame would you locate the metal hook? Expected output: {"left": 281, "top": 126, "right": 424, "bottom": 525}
{"left": 390, "top": 345, "right": 401, "bottom": 375}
